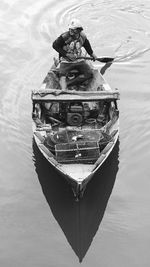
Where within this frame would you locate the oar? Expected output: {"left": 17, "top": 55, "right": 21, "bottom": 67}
{"left": 77, "top": 56, "right": 114, "bottom": 63}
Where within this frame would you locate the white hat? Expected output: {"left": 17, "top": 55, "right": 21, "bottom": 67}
{"left": 68, "top": 18, "right": 83, "bottom": 30}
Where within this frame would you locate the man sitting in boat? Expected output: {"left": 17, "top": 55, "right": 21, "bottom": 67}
{"left": 52, "top": 18, "right": 97, "bottom": 90}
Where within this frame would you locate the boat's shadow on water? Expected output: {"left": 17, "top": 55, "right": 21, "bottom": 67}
{"left": 32, "top": 138, "right": 119, "bottom": 262}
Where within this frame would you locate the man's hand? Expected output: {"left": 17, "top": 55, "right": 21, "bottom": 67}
{"left": 91, "top": 53, "right": 97, "bottom": 61}
{"left": 66, "top": 53, "right": 77, "bottom": 61}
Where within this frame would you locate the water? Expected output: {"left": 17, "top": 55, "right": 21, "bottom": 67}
{"left": 0, "top": 0, "right": 150, "bottom": 266}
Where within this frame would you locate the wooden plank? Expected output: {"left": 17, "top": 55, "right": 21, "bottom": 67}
{"left": 94, "top": 154, "right": 106, "bottom": 167}
{"left": 31, "top": 89, "right": 120, "bottom": 101}
{"left": 101, "top": 142, "right": 114, "bottom": 154}
{"left": 38, "top": 144, "right": 55, "bottom": 159}
{"left": 34, "top": 131, "right": 45, "bottom": 143}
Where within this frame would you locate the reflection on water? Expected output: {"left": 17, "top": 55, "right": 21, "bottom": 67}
{"left": 32, "top": 139, "right": 119, "bottom": 262}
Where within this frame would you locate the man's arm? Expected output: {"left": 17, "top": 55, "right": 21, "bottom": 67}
{"left": 52, "top": 35, "right": 67, "bottom": 58}
{"left": 83, "top": 38, "right": 93, "bottom": 56}
{"left": 83, "top": 38, "right": 97, "bottom": 60}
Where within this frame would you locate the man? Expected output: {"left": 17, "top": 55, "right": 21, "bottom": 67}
{"left": 52, "top": 18, "right": 97, "bottom": 89}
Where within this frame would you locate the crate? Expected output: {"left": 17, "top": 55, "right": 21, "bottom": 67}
{"left": 55, "top": 141, "right": 100, "bottom": 163}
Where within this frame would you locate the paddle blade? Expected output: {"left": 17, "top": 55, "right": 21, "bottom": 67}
{"left": 97, "top": 57, "right": 114, "bottom": 63}
{"left": 76, "top": 56, "right": 114, "bottom": 63}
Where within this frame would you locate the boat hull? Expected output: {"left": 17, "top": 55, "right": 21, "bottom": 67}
{"left": 33, "top": 121, "right": 119, "bottom": 199}
{"left": 32, "top": 62, "right": 120, "bottom": 199}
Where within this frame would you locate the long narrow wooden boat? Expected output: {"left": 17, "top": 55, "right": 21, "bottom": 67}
{"left": 31, "top": 59, "right": 120, "bottom": 199}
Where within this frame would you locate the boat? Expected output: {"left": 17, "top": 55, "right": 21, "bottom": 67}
{"left": 31, "top": 58, "right": 120, "bottom": 199}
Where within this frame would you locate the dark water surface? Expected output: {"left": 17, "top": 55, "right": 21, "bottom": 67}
{"left": 1, "top": 0, "right": 150, "bottom": 266}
